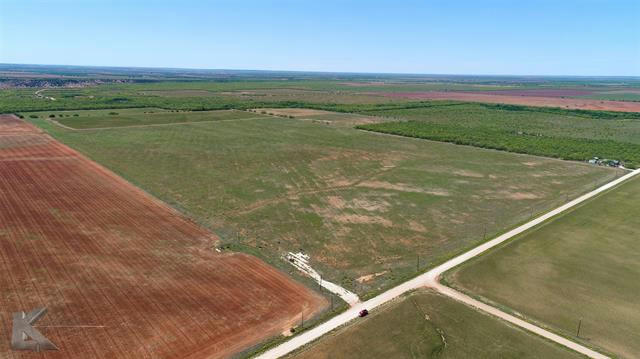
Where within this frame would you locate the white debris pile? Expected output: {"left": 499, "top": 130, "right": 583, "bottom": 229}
{"left": 286, "top": 252, "right": 360, "bottom": 306}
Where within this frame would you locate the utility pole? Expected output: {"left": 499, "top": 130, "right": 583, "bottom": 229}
{"left": 301, "top": 311, "right": 304, "bottom": 328}
{"left": 483, "top": 226, "right": 487, "bottom": 240}
{"left": 576, "top": 319, "right": 582, "bottom": 338}
{"left": 416, "top": 254, "right": 420, "bottom": 272}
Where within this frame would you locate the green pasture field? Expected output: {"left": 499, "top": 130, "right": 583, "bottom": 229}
{"left": 291, "top": 290, "right": 581, "bottom": 359}
{"left": 5, "top": 77, "right": 640, "bottom": 120}
{"left": 447, "top": 175, "right": 640, "bottom": 358}
{"left": 23, "top": 108, "right": 269, "bottom": 129}
{"left": 30, "top": 110, "right": 618, "bottom": 297}
{"left": 8, "top": 77, "right": 640, "bottom": 114}
{"left": 1, "top": 83, "right": 418, "bottom": 113}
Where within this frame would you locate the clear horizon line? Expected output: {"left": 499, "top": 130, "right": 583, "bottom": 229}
{"left": 2, "top": 62, "right": 639, "bottom": 79}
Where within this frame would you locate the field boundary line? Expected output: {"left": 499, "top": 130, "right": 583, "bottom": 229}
{"left": 256, "top": 168, "right": 640, "bottom": 359}
{"left": 46, "top": 116, "right": 269, "bottom": 131}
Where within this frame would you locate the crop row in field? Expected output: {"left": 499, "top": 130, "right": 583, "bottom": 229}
{"left": 357, "top": 121, "right": 640, "bottom": 168}
{"left": 0, "top": 115, "right": 326, "bottom": 359}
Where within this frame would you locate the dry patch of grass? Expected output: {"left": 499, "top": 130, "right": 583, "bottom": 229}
{"left": 357, "top": 180, "right": 450, "bottom": 196}
{"left": 35, "top": 111, "right": 620, "bottom": 296}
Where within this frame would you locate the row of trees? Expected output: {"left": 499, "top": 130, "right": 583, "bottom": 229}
{"left": 357, "top": 121, "right": 639, "bottom": 169}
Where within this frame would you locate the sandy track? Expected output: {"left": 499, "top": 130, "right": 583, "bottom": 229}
{"left": 0, "top": 115, "right": 326, "bottom": 359}
{"left": 374, "top": 91, "right": 640, "bottom": 112}
{"left": 258, "top": 168, "right": 640, "bottom": 359}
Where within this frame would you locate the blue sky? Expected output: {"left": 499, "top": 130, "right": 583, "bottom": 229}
{"left": 1, "top": 0, "right": 638, "bottom": 76}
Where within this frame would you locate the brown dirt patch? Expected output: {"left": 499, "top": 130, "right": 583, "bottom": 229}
{"left": 373, "top": 91, "right": 640, "bottom": 112}
{"left": 522, "top": 161, "right": 542, "bottom": 167}
{"left": 408, "top": 221, "right": 427, "bottom": 233}
{"left": 334, "top": 214, "right": 392, "bottom": 227}
{"left": 351, "top": 198, "right": 389, "bottom": 212}
{"left": 356, "top": 271, "right": 388, "bottom": 283}
{"left": 325, "top": 196, "right": 388, "bottom": 212}
{"left": 357, "top": 180, "right": 449, "bottom": 196}
{"left": 327, "top": 195, "right": 346, "bottom": 209}
{"left": 0, "top": 115, "right": 326, "bottom": 359}
{"left": 508, "top": 192, "right": 541, "bottom": 200}
{"left": 0, "top": 115, "right": 42, "bottom": 133}
{"left": 481, "top": 188, "right": 541, "bottom": 200}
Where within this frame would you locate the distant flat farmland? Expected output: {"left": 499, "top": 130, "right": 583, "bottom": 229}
{"left": 0, "top": 115, "right": 326, "bottom": 358}
{"left": 25, "top": 108, "right": 270, "bottom": 129}
{"left": 373, "top": 91, "right": 640, "bottom": 112}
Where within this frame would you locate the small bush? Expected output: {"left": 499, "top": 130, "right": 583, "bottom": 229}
{"left": 73, "top": 114, "right": 79, "bottom": 117}
{"left": 29, "top": 115, "right": 38, "bottom": 119}
{"left": 108, "top": 112, "right": 119, "bottom": 115}
{"left": 49, "top": 114, "right": 55, "bottom": 118}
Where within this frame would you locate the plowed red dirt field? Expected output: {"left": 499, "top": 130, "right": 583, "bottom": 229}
{"left": 374, "top": 91, "right": 640, "bottom": 112}
{"left": 0, "top": 115, "right": 326, "bottom": 358}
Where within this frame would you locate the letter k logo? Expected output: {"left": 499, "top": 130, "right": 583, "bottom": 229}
{"left": 11, "top": 307, "right": 58, "bottom": 351}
